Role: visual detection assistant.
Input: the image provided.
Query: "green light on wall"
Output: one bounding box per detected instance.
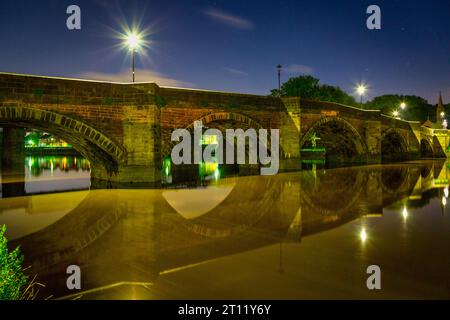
[214,168,220,180]
[163,157,172,177]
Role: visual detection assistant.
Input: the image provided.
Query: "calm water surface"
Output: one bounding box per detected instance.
[0,157,450,299]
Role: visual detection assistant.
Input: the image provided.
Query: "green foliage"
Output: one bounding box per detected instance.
[0,225,28,300]
[272,75,320,98]
[364,94,433,121]
[319,84,357,106]
[271,75,357,106]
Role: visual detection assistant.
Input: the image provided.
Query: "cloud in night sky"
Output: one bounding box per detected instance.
[203,8,254,30]
[284,64,314,75]
[223,67,249,76]
[75,69,193,87]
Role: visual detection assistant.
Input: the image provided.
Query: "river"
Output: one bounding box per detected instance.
[0,156,449,299]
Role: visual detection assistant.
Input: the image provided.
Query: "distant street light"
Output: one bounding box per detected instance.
[125,32,142,83]
[400,102,407,110]
[356,84,367,106]
[276,64,282,97]
[393,110,399,118]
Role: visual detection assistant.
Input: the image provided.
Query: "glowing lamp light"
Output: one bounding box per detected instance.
[393,110,399,117]
[402,207,408,220]
[400,102,407,110]
[443,119,448,129]
[442,196,447,207]
[356,84,367,96]
[441,111,445,118]
[444,187,449,198]
[360,228,367,243]
[126,33,141,51]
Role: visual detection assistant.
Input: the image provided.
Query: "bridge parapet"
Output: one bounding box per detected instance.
[0,72,161,105]
[301,99,381,120]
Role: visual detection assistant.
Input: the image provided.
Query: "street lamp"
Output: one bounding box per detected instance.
[125,32,142,83]
[400,102,407,110]
[276,64,282,97]
[393,110,399,118]
[356,84,367,106]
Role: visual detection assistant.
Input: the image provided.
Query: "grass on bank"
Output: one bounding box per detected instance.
[0,225,44,300]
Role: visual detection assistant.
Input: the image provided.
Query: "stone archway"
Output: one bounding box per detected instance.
[162,112,267,157]
[162,112,280,180]
[381,129,408,162]
[420,138,434,158]
[0,105,127,177]
[300,116,368,163]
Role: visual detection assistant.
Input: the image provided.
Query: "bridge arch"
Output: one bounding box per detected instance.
[0,105,127,174]
[162,112,267,158]
[420,138,434,157]
[381,128,408,162]
[300,116,367,163]
[185,112,264,131]
[162,111,281,179]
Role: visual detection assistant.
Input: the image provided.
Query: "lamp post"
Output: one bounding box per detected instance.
[130,48,135,83]
[356,84,367,107]
[276,64,282,97]
[393,110,399,118]
[397,102,407,120]
[125,33,141,83]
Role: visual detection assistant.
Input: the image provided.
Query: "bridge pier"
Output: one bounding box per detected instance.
[364,120,382,164]
[1,126,25,197]
[91,105,162,187]
[280,98,302,172]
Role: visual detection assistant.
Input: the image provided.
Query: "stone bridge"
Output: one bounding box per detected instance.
[0,72,448,185]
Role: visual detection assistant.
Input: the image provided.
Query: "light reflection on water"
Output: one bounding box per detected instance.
[0,159,450,299]
[0,156,91,197]
[25,155,90,178]
[23,156,91,195]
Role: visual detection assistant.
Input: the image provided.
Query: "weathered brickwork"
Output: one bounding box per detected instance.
[0,72,447,185]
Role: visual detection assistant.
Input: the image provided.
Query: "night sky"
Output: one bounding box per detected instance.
[0,0,449,103]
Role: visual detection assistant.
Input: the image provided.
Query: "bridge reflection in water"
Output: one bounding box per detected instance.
[0,160,450,299]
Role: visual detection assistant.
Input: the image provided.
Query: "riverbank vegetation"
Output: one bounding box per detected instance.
[0,225,43,300]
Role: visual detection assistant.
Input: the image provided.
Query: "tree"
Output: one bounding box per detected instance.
[271,75,357,106]
[364,94,433,122]
[318,84,357,106]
